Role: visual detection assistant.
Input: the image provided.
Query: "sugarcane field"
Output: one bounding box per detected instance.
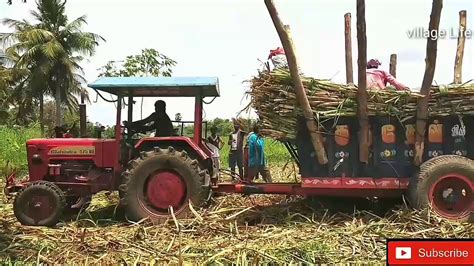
[1,0,473,264]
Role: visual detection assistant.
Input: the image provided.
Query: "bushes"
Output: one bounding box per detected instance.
[0,125,41,176]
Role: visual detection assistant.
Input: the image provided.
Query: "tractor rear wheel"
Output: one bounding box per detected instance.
[119,147,210,223]
[409,155,474,223]
[13,181,66,226]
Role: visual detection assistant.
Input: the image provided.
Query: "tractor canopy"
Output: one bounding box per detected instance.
[88,76,220,97]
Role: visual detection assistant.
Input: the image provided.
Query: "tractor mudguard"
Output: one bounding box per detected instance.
[134,136,211,161]
[4,171,25,197]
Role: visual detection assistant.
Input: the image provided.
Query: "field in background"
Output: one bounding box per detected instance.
[0,126,292,177]
[0,125,41,176]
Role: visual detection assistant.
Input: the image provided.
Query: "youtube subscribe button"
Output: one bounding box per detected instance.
[387,239,474,265]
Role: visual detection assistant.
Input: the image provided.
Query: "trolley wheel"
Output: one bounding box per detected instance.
[409,155,473,223]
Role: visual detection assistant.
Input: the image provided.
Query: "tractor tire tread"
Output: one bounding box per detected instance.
[13,181,66,227]
[119,147,210,223]
[408,155,474,223]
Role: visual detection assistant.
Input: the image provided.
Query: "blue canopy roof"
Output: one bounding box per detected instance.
[88,76,220,97]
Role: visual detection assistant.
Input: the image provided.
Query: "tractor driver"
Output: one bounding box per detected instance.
[123,100,174,137]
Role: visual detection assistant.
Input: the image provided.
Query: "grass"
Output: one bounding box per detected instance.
[0,125,41,177]
[219,137,291,169]
[0,126,472,264]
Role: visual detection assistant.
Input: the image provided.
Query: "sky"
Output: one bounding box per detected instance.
[1,0,473,126]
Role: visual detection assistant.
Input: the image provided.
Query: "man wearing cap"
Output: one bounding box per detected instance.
[268,47,288,69]
[124,100,174,137]
[366,59,409,91]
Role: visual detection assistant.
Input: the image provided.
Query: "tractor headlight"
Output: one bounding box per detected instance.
[31,154,43,164]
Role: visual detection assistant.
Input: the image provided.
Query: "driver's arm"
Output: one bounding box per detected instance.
[131,113,155,127]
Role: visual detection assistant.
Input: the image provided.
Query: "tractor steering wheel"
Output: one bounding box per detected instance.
[123,121,148,137]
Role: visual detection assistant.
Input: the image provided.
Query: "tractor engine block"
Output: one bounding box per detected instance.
[49,160,96,182]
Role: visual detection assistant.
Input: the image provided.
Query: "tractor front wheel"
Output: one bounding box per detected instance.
[119,147,210,223]
[13,181,66,226]
[409,155,474,223]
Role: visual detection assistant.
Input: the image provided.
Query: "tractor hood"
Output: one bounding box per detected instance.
[26,138,109,157]
[27,138,103,146]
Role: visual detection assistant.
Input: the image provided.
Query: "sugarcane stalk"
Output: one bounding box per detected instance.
[414,0,443,166]
[264,0,328,165]
[356,0,370,163]
[453,10,466,84]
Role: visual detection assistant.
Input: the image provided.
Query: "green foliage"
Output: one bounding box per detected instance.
[1,0,104,127]
[0,124,41,176]
[99,48,177,78]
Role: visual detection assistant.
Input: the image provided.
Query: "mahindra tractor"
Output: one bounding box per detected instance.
[5,77,221,226]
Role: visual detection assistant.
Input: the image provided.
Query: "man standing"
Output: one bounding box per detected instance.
[366,59,409,91]
[247,123,272,183]
[228,119,245,179]
[207,126,223,173]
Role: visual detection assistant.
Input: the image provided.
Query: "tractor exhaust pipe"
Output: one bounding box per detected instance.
[80,91,87,137]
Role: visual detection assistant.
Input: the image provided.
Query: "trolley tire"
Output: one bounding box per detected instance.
[409,155,474,223]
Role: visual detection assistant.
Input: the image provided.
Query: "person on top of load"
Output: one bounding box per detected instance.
[123,100,174,137]
[268,47,288,69]
[366,59,409,91]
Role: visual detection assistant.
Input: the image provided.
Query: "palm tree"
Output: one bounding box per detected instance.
[2,0,104,128]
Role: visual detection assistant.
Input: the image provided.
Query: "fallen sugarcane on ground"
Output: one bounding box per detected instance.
[1,168,472,264]
[247,69,474,140]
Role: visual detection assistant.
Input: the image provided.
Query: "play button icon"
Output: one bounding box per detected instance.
[396,247,412,259]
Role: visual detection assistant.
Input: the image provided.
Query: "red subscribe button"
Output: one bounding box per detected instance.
[387,239,474,265]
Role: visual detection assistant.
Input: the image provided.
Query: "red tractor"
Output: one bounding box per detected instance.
[5,77,220,226]
[5,77,474,226]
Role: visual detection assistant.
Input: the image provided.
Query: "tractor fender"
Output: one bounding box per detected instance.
[134,137,213,172]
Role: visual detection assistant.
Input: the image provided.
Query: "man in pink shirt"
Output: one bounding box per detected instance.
[366,59,409,91]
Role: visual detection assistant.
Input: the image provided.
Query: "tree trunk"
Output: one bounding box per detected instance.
[55,86,62,126]
[414,0,443,166]
[453,10,466,84]
[389,54,397,77]
[39,93,44,137]
[344,13,354,84]
[264,0,328,165]
[356,0,369,163]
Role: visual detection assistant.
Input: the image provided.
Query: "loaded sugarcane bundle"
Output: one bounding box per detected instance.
[247,69,474,140]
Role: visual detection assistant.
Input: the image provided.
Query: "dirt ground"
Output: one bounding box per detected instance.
[0,168,472,264]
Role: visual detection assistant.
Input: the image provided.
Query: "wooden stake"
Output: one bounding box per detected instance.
[344,13,354,84]
[454,10,466,84]
[389,54,397,77]
[264,0,328,165]
[356,0,369,163]
[414,0,443,166]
